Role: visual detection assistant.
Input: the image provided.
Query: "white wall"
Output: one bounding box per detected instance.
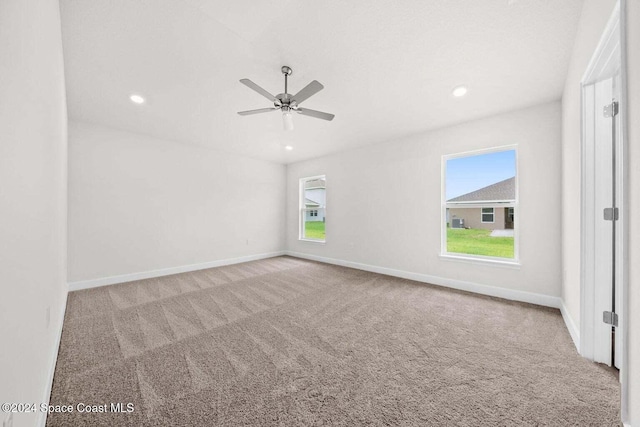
[0,1,68,427]
[560,0,617,333]
[286,102,562,301]
[68,122,286,283]
[625,1,639,424]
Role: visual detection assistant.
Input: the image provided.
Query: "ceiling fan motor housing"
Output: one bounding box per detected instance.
[275,93,293,108]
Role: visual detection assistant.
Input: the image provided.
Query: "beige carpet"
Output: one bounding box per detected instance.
[48,256,620,426]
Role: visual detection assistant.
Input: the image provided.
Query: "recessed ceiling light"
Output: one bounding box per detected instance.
[452,86,468,97]
[129,94,145,104]
[284,145,294,151]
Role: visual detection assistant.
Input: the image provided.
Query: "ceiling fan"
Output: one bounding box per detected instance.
[238,66,335,131]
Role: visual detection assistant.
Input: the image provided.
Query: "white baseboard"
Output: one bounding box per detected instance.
[286,251,562,309]
[559,300,580,351]
[37,286,68,427]
[68,251,286,291]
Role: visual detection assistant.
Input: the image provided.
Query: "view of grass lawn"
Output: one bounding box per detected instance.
[304,221,326,240]
[447,228,514,258]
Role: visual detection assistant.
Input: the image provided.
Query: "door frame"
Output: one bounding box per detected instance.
[579,0,628,422]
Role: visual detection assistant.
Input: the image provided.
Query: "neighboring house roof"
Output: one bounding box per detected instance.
[305,198,320,207]
[447,177,515,203]
[305,179,326,189]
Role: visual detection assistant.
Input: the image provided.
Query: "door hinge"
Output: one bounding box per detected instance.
[603,311,619,327]
[603,101,619,118]
[603,207,619,221]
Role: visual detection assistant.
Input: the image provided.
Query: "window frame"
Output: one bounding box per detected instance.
[481,207,495,223]
[441,146,519,265]
[299,175,326,243]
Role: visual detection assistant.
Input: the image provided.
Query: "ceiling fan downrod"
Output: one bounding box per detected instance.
[282,66,292,96]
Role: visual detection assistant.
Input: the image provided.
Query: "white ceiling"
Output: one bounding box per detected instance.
[60,0,584,164]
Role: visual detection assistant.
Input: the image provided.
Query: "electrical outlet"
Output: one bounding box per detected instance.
[46,306,51,329]
[3,412,13,427]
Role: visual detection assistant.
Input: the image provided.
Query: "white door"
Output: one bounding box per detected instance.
[584,75,621,368]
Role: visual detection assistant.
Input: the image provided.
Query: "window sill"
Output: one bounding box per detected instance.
[299,238,326,244]
[439,253,521,269]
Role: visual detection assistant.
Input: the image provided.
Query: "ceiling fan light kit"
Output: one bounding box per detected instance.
[282,107,294,131]
[238,66,335,131]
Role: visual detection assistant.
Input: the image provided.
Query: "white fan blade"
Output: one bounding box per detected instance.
[240,79,276,102]
[238,108,278,116]
[296,107,334,121]
[292,80,324,105]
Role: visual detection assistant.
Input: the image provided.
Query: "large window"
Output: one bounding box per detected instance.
[443,147,517,262]
[300,175,326,242]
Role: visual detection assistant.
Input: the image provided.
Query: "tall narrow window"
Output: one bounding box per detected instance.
[443,148,517,261]
[300,175,326,242]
